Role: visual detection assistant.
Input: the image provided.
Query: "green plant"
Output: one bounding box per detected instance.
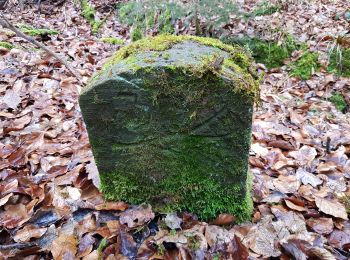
[97,238,108,254]
[0,41,14,49]
[252,1,280,16]
[329,92,347,113]
[16,23,58,37]
[222,35,300,69]
[288,51,320,80]
[324,32,350,76]
[100,37,125,45]
[79,0,106,34]
[117,0,239,40]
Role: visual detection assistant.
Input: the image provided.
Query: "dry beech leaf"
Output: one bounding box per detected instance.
[306,218,333,235]
[51,234,78,260]
[119,204,155,228]
[315,197,348,220]
[285,199,306,212]
[289,146,317,166]
[211,213,236,226]
[95,201,128,211]
[14,224,47,242]
[295,168,322,187]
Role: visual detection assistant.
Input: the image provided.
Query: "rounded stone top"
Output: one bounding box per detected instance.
[84,35,261,102]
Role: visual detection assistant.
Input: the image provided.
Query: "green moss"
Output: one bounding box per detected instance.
[17,23,58,36]
[252,1,280,16]
[329,92,347,112]
[222,35,300,69]
[131,26,143,42]
[100,134,253,222]
[80,0,105,34]
[0,41,14,49]
[99,35,261,102]
[288,51,320,80]
[328,47,350,77]
[100,37,125,45]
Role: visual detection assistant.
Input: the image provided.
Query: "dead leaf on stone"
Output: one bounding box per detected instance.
[315,197,348,220]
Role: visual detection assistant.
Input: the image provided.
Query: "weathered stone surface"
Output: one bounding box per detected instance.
[79,35,260,221]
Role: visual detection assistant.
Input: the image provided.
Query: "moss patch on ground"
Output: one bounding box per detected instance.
[17,23,58,37]
[329,92,347,113]
[80,0,105,34]
[0,41,14,49]
[328,47,350,77]
[288,51,320,80]
[100,37,125,45]
[222,35,300,69]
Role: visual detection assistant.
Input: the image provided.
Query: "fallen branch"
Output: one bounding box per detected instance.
[0,14,83,82]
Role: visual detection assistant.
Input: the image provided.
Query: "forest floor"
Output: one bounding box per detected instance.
[1,0,350,259]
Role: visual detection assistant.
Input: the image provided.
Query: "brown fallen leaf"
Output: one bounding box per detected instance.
[0,203,31,229]
[95,201,128,211]
[289,146,317,166]
[285,199,306,212]
[210,213,236,226]
[315,197,348,220]
[268,140,295,151]
[13,224,47,242]
[119,204,155,229]
[306,217,333,235]
[51,234,78,260]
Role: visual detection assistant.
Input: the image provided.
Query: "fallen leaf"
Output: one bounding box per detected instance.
[51,234,78,260]
[164,213,183,230]
[13,224,47,242]
[210,213,236,226]
[2,89,21,109]
[289,146,317,166]
[119,204,155,229]
[95,201,128,211]
[315,197,348,220]
[306,218,333,235]
[295,168,322,187]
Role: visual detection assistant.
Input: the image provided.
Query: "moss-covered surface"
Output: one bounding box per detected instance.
[100,37,125,45]
[328,47,350,77]
[0,41,14,49]
[222,35,300,69]
[17,23,58,37]
[250,1,280,17]
[329,92,347,113]
[92,35,261,102]
[80,35,259,221]
[80,0,105,34]
[288,51,320,80]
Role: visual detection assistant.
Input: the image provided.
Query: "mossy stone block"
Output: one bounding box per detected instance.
[79,35,260,221]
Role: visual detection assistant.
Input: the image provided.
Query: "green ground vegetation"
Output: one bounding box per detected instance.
[329,92,347,113]
[17,23,58,37]
[0,41,14,49]
[80,0,105,34]
[100,37,125,45]
[328,47,350,77]
[288,51,320,80]
[222,35,300,69]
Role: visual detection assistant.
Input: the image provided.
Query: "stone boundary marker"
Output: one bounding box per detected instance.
[79,35,261,221]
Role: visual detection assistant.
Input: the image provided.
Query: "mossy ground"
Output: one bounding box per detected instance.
[328,47,350,77]
[288,51,320,80]
[80,0,105,34]
[100,37,125,45]
[0,41,14,49]
[329,92,347,113]
[222,35,300,69]
[17,24,58,37]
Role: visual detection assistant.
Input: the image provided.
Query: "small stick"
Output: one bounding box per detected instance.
[0,14,83,83]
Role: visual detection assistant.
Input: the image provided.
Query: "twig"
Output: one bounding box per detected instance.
[0,14,83,83]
